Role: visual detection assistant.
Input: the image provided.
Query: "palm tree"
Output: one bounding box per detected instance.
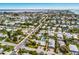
[45,38,49,51]
[54,33,58,53]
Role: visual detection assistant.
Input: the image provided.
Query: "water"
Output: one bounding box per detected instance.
[70,10,79,14]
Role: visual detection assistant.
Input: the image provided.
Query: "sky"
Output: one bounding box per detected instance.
[0,3,79,9]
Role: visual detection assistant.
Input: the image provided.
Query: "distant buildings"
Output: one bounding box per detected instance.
[0,9,79,55]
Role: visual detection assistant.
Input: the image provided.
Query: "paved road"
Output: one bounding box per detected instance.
[14,15,48,51]
[0,41,16,46]
[9,15,48,55]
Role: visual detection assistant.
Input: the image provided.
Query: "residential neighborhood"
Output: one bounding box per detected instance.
[0,9,79,55]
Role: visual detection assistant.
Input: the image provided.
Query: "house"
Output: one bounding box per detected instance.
[65,33,72,38]
[36,33,42,37]
[72,34,78,39]
[69,44,79,55]
[0,48,4,54]
[71,21,75,24]
[40,41,46,46]
[6,22,15,26]
[62,25,67,27]
[42,26,46,29]
[45,24,47,26]
[52,27,56,31]
[37,46,44,54]
[40,30,46,34]
[58,41,65,46]
[0,33,6,37]
[49,39,55,48]
[40,37,46,46]
[57,32,63,38]
[58,28,62,31]
[47,26,50,29]
[34,23,37,26]
[48,31,54,36]
[6,28,12,31]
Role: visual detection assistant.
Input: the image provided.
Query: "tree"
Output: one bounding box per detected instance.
[16,29,23,35]
[7,31,12,40]
[13,36,17,42]
[18,49,28,55]
[45,37,49,51]
[54,33,58,53]
[29,51,38,55]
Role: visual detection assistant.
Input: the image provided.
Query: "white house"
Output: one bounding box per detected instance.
[69,44,79,55]
[71,21,75,24]
[0,48,4,54]
[57,32,63,38]
[72,34,78,39]
[65,33,72,38]
[48,31,54,36]
[49,39,55,48]
[40,41,46,46]
[36,33,42,37]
